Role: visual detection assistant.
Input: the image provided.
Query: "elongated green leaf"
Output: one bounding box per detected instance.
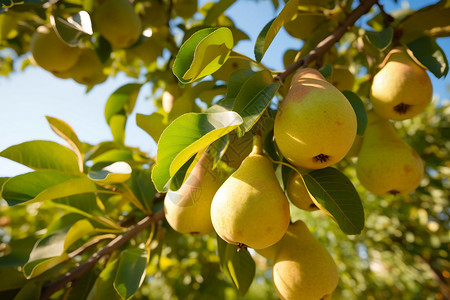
[342,91,367,136]
[63,219,95,251]
[0,141,80,173]
[0,236,37,267]
[12,281,41,300]
[224,243,255,296]
[128,168,156,211]
[0,267,27,292]
[204,0,235,25]
[114,248,149,300]
[23,255,69,278]
[152,112,243,191]
[87,259,121,300]
[225,68,255,101]
[136,112,168,143]
[105,83,142,144]
[46,116,84,172]
[88,161,132,185]
[50,12,92,47]
[365,27,393,50]
[1,171,97,206]
[232,70,279,135]
[303,168,364,235]
[66,268,97,300]
[92,149,133,164]
[173,27,233,84]
[407,36,449,78]
[254,0,298,62]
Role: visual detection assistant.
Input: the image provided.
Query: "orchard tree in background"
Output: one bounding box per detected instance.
[0,0,449,299]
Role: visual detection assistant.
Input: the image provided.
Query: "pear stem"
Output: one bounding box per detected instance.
[267,157,303,180]
[251,134,263,155]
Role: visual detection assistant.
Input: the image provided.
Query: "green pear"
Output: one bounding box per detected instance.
[356,111,424,195]
[210,148,290,249]
[164,152,220,235]
[272,220,339,300]
[69,49,107,86]
[274,68,357,169]
[94,0,142,48]
[30,25,81,73]
[286,172,318,211]
[329,65,355,91]
[370,47,432,120]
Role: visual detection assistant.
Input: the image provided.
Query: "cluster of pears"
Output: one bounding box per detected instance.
[354,47,430,196]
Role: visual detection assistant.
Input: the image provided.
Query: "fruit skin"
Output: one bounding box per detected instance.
[272,220,339,300]
[330,65,355,91]
[286,172,318,211]
[210,152,290,249]
[274,68,357,169]
[164,152,220,235]
[30,25,81,73]
[370,47,432,121]
[94,0,142,48]
[69,49,107,85]
[356,111,424,195]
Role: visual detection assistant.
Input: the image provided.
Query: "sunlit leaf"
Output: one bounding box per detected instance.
[88,161,132,185]
[87,259,121,300]
[407,36,449,78]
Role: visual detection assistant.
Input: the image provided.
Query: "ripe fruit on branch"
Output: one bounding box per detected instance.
[164,152,220,235]
[265,220,339,300]
[286,171,318,211]
[69,49,107,86]
[30,25,81,73]
[356,111,424,195]
[210,137,290,249]
[94,0,142,48]
[274,68,357,169]
[329,65,355,91]
[370,47,432,121]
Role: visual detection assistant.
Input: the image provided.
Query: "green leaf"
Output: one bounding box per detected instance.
[319,64,333,78]
[342,91,367,136]
[232,70,279,135]
[151,111,243,191]
[136,112,168,143]
[254,0,298,62]
[114,248,149,300]
[225,68,256,101]
[204,0,236,25]
[127,168,156,211]
[50,11,92,47]
[208,134,229,168]
[224,243,255,296]
[0,267,27,292]
[0,236,37,267]
[0,141,80,173]
[87,259,121,300]
[46,116,84,172]
[88,161,132,185]
[1,171,97,206]
[92,149,134,164]
[23,255,69,278]
[66,268,97,300]
[365,27,393,50]
[407,36,449,78]
[12,281,41,300]
[303,167,365,235]
[104,83,143,144]
[173,27,233,84]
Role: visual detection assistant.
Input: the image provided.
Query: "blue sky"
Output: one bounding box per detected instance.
[0,0,449,177]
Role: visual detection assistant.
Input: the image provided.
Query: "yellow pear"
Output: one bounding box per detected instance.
[329,65,355,91]
[69,49,107,85]
[30,25,81,73]
[356,111,424,195]
[284,12,328,40]
[210,146,290,249]
[286,172,318,211]
[127,36,163,65]
[370,47,432,120]
[94,0,142,48]
[164,152,220,235]
[272,220,339,300]
[274,68,357,169]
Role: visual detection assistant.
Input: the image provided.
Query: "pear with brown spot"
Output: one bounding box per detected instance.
[274,68,357,169]
[356,111,423,195]
[370,47,432,121]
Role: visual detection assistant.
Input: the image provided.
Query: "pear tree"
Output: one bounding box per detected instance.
[0,0,449,299]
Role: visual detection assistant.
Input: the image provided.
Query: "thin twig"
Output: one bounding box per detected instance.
[276,0,378,83]
[40,210,165,300]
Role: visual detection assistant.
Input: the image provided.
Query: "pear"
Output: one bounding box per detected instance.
[210,148,290,249]
[94,0,142,48]
[370,47,432,120]
[329,65,355,91]
[69,49,107,86]
[30,25,81,73]
[286,172,318,211]
[173,0,197,19]
[272,220,339,300]
[284,12,328,40]
[274,68,357,169]
[356,111,424,195]
[164,152,220,235]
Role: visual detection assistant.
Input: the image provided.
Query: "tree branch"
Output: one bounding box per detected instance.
[40,209,165,300]
[276,0,378,83]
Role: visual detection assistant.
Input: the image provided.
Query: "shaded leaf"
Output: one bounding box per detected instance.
[224,243,255,296]
[87,259,121,300]
[12,281,41,300]
[50,11,92,47]
[114,248,149,300]
[365,27,393,50]
[0,267,27,292]
[303,167,365,235]
[407,36,449,78]
[342,91,367,136]
[136,112,167,143]
[204,0,235,25]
